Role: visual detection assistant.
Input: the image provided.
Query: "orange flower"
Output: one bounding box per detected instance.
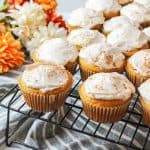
[8,0,27,5]
[34,0,57,12]
[47,11,68,30]
[0,23,6,33]
[0,31,25,74]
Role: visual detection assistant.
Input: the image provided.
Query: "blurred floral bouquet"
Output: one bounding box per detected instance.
[0,0,68,73]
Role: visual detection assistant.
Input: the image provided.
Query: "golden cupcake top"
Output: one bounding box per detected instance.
[79,43,125,69]
[34,38,78,65]
[22,63,70,92]
[67,29,106,48]
[128,49,150,76]
[68,7,104,28]
[118,0,133,5]
[85,0,121,13]
[84,72,135,100]
[121,2,150,25]
[138,79,150,101]
[107,26,148,52]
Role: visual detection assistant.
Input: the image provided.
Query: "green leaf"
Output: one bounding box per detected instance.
[0,0,9,12]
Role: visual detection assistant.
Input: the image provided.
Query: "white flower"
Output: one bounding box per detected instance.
[0,13,6,20]
[25,22,67,54]
[9,2,46,44]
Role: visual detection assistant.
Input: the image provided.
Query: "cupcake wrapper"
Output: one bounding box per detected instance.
[126,68,148,87]
[83,100,130,123]
[80,64,124,81]
[79,65,97,81]
[124,43,149,57]
[65,62,78,75]
[141,98,150,127]
[22,90,70,112]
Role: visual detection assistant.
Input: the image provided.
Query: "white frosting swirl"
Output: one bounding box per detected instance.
[79,43,125,69]
[36,38,78,65]
[134,0,150,8]
[84,72,135,100]
[121,3,150,24]
[22,64,69,92]
[68,8,104,28]
[103,16,139,33]
[107,26,148,53]
[128,49,150,76]
[138,79,150,101]
[67,29,106,47]
[85,0,121,13]
[143,27,150,41]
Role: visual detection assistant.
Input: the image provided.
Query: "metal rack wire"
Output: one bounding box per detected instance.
[0,69,150,150]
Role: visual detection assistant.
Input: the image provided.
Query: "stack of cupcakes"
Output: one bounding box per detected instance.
[18,0,150,126]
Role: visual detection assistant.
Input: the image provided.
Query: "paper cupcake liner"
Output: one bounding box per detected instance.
[82,99,130,123]
[79,65,97,81]
[124,43,149,57]
[22,90,70,112]
[65,61,78,75]
[141,98,150,127]
[79,63,124,81]
[126,66,148,87]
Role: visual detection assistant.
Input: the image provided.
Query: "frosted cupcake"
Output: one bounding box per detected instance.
[67,8,105,31]
[103,16,139,34]
[79,72,135,123]
[107,26,149,57]
[118,0,133,5]
[143,27,150,47]
[85,0,121,19]
[138,79,150,127]
[67,29,106,51]
[18,63,73,112]
[134,0,150,8]
[121,3,150,27]
[32,38,78,74]
[79,43,125,80]
[126,49,150,87]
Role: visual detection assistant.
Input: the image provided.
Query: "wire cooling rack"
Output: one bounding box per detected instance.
[0,68,150,150]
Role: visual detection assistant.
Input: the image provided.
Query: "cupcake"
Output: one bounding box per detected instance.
[134,0,150,8]
[138,79,150,127]
[103,16,139,35]
[67,8,105,31]
[67,29,106,51]
[85,0,121,19]
[79,43,125,80]
[121,2,150,27]
[143,27,150,47]
[32,38,78,74]
[79,72,135,123]
[126,49,150,87]
[118,0,133,5]
[18,63,73,112]
[107,26,149,57]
